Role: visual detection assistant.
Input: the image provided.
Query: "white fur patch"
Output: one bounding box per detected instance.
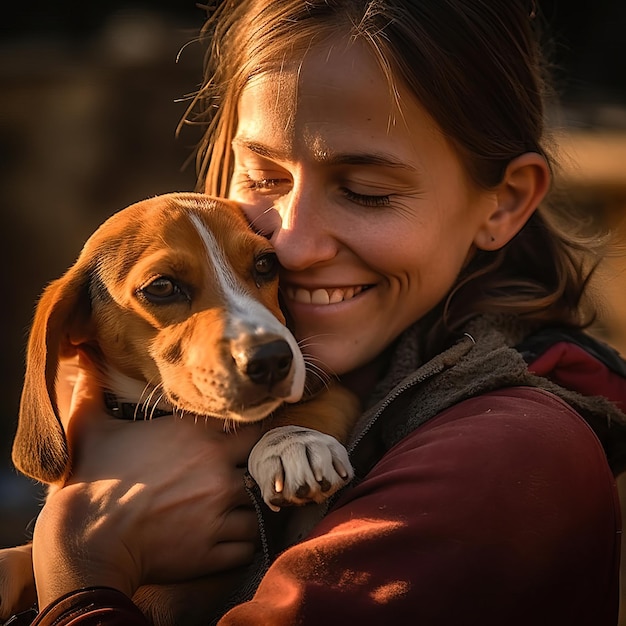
[187,212,305,403]
[248,425,354,511]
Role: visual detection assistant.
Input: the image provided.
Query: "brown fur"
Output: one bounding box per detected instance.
[0,193,360,625]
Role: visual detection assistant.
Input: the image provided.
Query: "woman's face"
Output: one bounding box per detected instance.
[224,41,497,377]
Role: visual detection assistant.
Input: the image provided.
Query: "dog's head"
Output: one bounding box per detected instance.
[13,193,305,484]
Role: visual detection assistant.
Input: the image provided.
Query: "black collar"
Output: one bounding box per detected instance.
[103,391,173,420]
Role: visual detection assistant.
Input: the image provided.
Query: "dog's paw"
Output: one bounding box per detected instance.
[248,425,354,512]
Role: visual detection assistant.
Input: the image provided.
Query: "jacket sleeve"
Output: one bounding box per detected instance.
[218,387,621,626]
[29,587,149,626]
[26,388,621,626]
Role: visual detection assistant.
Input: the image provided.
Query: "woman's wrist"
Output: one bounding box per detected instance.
[32,483,140,607]
[31,586,150,626]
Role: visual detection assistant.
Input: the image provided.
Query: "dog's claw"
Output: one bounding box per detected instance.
[249,425,353,510]
[295,483,311,499]
[274,476,284,494]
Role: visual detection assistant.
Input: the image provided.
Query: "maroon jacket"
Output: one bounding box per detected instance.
[25,324,626,626]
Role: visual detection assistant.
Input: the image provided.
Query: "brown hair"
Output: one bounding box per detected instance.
[186,0,603,345]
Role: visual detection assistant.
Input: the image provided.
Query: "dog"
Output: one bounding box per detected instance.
[0,193,361,625]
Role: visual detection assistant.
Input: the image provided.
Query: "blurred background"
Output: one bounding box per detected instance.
[1,1,626,549]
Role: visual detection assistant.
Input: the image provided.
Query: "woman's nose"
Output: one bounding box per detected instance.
[270,190,337,271]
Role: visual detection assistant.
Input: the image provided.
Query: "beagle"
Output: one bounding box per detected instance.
[0,193,360,625]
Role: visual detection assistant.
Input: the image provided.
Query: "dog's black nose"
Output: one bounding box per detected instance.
[244,339,293,386]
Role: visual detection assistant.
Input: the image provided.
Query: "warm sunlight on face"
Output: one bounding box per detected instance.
[226,39,497,377]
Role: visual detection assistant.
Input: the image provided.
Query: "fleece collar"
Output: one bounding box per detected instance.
[348,315,626,476]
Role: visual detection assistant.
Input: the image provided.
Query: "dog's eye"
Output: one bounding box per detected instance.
[254,252,278,285]
[139,277,188,304]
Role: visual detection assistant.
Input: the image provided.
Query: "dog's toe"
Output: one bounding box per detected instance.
[295,483,312,499]
[249,425,354,510]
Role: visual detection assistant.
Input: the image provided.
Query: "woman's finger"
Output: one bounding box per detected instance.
[217,506,260,543]
[205,540,258,573]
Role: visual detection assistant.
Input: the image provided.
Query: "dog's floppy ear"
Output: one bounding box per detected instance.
[12,260,95,484]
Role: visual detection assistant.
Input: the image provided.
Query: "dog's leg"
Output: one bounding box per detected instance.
[248,384,361,511]
[0,544,36,621]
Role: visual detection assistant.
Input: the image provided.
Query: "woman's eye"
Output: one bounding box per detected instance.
[245,175,289,193]
[139,277,188,304]
[342,187,391,208]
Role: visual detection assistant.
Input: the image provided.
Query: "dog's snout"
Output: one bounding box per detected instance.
[242,339,293,387]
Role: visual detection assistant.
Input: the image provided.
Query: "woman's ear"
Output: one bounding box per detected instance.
[474,152,551,250]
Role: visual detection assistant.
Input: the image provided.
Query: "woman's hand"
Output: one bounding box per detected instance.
[32,357,262,607]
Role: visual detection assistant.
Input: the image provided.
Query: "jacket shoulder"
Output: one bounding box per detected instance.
[518,328,626,412]
[518,327,626,377]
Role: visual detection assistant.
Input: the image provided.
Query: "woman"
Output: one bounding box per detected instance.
[20,1,626,624]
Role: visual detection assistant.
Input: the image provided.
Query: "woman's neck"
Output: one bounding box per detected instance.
[338,348,394,404]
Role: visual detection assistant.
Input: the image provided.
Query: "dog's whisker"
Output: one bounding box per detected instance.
[304,374,331,396]
[247,206,277,232]
[299,351,337,396]
[296,337,337,366]
[148,394,167,420]
[306,370,331,391]
[134,384,156,420]
[172,406,186,421]
[224,418,239,434]
[297,332,337,347]
[305,357,336,381]
[136,384,163,421]
[304,355,334,373]
[305,362,332,384]
[139,380,160,406]
[143,384,163,409]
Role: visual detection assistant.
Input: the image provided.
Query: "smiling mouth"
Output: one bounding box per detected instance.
[283,285,371,305]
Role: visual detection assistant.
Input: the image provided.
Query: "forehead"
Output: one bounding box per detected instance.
[92,199,259,279]
[235,40,444,165]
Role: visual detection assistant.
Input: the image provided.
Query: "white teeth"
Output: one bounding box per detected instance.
[286,285,367,305]
[329,289,344,304]
[311,289,330,305]
[295,288,312,304]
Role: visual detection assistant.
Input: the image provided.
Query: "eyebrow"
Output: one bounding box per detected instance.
[232,138,415,170]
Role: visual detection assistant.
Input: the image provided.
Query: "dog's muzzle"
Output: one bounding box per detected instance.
[239,338,293,388]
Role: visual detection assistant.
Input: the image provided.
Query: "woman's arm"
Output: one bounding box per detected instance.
[29,388,621,626]
[31,364,261,610]
[218,388,620,626]
[31,588,148,626]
